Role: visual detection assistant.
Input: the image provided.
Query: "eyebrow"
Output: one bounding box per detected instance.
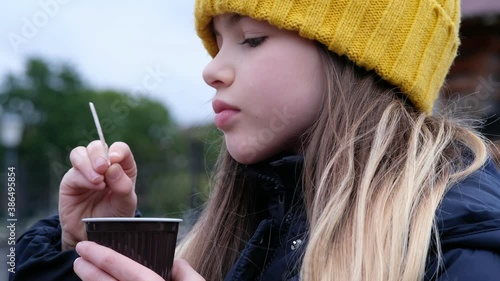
[211,14,243,36]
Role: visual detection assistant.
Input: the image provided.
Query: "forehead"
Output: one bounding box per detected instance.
[211,13,280,37]
[213,13,244,28]
[211,13,247,35]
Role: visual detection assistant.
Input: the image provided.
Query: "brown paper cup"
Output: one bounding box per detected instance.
[82,217,182,281]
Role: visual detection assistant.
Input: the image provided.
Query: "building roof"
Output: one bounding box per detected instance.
[462,0,500,18]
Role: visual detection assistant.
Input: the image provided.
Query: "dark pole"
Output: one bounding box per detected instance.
[189,138,203,210]
[189,138,202,221]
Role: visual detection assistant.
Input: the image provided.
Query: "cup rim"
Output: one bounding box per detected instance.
[82,217,183,223]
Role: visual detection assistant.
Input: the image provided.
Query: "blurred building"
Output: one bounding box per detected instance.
[442,0,500,162]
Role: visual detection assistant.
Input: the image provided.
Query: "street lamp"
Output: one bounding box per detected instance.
[1,111,24,169]
[1,111,24,222]
[1,112,25,150]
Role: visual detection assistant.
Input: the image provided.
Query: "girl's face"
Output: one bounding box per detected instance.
[203,14,325,164]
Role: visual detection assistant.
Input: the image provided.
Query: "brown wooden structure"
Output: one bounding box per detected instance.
[440,1,500,161]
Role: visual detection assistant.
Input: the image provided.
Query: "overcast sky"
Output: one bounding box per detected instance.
[0,0,215,127]
[2,1,497,127]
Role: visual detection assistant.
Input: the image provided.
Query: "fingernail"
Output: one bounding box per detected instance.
[109,152,120,158]
[73,257,81,268]
[89,170,101,181]
[95,157,107,169]
[107,165,120,181]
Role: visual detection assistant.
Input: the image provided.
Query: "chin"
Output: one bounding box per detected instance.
[225,132,297,164]
[226,142,266,165]
[228,142,289,165]
[229,151,261,165]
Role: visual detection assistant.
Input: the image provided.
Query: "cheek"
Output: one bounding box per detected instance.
[250,44,324,104]
[253,52,324,132]
[224,103,311,164]
[226,39,324,163]
[223,108,299,164]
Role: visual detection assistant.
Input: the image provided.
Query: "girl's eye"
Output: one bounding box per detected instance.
[239,37,267,47]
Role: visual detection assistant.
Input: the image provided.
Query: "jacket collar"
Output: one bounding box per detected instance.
[244,154,303,189]
[244,153,304,221]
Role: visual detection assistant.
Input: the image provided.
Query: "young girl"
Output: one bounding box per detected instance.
[13,0,500,280]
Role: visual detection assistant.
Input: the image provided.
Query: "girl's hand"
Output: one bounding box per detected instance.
[74,241,205,281]
[74,241,163,281]
[171,259,206,281]
[59,141,137,251]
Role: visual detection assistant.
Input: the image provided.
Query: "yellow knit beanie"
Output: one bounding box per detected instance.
[194,0,461,114]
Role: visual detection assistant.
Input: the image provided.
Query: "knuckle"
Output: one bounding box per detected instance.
[174,258,192,272]
[176,258,190,267]
[100,254,118,268]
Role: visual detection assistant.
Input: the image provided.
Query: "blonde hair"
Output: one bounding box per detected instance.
[176,45,488,281]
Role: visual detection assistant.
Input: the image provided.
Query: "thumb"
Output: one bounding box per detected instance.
[105,164,133,196]
[104,164,137,216]
[171,259,205,281]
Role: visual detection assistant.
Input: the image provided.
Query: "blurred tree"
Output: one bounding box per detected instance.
[148,124,222,219]
[0,58,220,230]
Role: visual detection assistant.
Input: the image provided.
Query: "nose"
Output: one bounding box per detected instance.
[202,53,235,90]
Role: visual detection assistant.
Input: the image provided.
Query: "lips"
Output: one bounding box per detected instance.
[212,99,240,114]
[212,99,240,128]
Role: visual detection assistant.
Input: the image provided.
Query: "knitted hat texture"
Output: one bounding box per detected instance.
[194,0,461,113]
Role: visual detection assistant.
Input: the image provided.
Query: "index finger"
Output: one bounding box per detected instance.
[75,241,162,281]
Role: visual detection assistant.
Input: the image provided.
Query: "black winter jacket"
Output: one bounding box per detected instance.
[10,156,500,281]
